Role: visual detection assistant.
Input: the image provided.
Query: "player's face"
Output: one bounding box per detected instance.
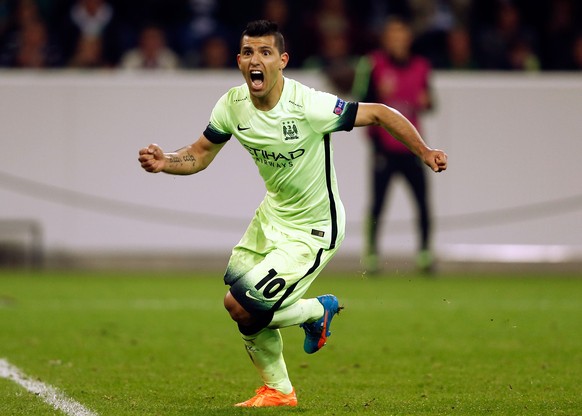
[238,35,288,105]
[382,21,412,60]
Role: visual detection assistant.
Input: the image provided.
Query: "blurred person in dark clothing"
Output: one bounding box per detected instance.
[352,16,435,274]
[443,26,477,70]
[198,34,231,68]
[120,24,180,69]
[541,0,579,70]
[570,33,582,70]
[408,0,467,68]
[0,1,9,37]
[476,1,538,70]
[0,0,38,40]
[183,33,232,68]
[507,37,540,71]
[0,17,62,67]
[0,0,41,51]
[301,0,364,67]
[303,28,358,94]
[260,0,301,68]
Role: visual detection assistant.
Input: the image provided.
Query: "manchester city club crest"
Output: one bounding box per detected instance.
[282,120,299,141]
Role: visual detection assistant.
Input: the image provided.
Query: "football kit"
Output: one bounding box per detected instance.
[203,77,358,316]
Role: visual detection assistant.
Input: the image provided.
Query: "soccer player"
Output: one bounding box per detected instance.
[138,20,447,407]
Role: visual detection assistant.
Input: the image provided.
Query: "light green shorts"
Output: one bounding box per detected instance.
[224,211,339,315]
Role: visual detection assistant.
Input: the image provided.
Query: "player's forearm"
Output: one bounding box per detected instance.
[161,146,203,175]
[374,104,431,158]
[385,111,428,156]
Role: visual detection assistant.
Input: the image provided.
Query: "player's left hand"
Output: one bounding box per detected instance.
[424,149,448,172]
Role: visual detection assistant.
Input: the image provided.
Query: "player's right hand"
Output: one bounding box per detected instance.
[138,143,165,173]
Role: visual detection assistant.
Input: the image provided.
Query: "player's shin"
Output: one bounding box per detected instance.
[242,328,293,394]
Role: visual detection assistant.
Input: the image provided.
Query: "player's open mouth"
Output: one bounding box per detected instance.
[250,70,264,88]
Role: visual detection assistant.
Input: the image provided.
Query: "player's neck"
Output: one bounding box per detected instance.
[251,76,285,111]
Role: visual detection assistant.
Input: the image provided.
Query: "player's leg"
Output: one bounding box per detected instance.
[264,246,343,354]
[223,219,294,402]
[401,155,433,272]
[223,224,321,405]
[364,150,394,273]
[267,298,323,328]
[225,231,341,406]
[222,215,294,405]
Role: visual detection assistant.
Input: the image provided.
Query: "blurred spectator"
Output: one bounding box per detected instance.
[262,0,289,28]
[0,3,62,68]
[172,0,241,68]
[69,0,112,37]
[0,0,10,40]
[261,0,301,67]
[187,0,220,40]
[542,0,579,70]
[363,0,412,35]
[352,17,435,274]
[1,1,581,71]
[68,34,108,68]
[301,0,364,66]
[408,0,471,68]
[0,0,42,45]
[115,0,192,57]
[198,34,230,68]
[476,2,538,70]
[184,33,231,68]
[312,0,351,35]
[303,29,358,94]
[59,0,122,65]
[508,37,540,71]
[444,26,477,70]
[409,0,471,33]
[570,33,582,70]
[175,0,223,56]
[120,25,180,70]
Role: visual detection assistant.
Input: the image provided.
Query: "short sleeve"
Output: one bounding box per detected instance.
[306,89,358,134]
[204,123,231,144]
[203,93,233,144]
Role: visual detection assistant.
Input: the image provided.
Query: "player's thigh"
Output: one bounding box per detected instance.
[225,213,270,284]
[275,244,338,310]
[228,239,334,314]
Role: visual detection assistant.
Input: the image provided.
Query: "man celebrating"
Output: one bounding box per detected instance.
[138,20,447,407]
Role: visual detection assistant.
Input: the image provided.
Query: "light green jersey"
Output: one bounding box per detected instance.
[203,77,358,250]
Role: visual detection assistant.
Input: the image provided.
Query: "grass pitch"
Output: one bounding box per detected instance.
[0,269,581,415]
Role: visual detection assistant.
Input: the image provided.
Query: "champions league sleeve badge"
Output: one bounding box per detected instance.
[333,98,346,115]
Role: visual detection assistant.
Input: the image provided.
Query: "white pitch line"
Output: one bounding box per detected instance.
[0,358,98,416]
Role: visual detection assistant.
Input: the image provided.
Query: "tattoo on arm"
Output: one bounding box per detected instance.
[169,155,181,164]
[168,152,196,168]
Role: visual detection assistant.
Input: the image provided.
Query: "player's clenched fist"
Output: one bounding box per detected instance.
[138,144,165,173]
[424,149,448,173]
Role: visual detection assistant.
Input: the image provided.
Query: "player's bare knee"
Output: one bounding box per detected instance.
[224,291,253,325]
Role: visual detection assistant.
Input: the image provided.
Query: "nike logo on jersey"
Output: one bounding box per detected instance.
[245,290,261,301]
[237,124,251,131]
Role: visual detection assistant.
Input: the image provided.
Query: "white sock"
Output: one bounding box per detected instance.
[269,298,324,328]
[242,328,293,394]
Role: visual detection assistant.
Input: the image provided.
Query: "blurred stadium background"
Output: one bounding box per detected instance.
[1,0,581,274]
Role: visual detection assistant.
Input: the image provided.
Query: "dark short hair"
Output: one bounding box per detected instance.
[240,20,285,54]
